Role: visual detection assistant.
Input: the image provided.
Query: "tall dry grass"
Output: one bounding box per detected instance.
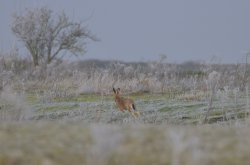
[0,87,33,121]
[1,51,249,96]
[0,123,250,165]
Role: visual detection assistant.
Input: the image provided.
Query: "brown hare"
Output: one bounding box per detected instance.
[113,88,140,118]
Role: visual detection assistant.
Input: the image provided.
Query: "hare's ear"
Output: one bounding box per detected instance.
[113,88,116,94]
[117,88,120,93]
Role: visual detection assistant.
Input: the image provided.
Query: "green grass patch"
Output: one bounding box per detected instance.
[209,110,224,116]
[212,104,246,112]
[183,103,206,109]
[158,106,175,112]
[236,111,250,119]
[130,93,176,101]
[53,94,113,102]
[26,93,39,104]
[38,104,80,112]
[158,103,206,112]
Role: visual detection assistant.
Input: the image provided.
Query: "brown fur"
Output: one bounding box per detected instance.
[113,88,140,118]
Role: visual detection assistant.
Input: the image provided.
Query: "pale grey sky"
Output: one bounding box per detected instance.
[1,0,250,63]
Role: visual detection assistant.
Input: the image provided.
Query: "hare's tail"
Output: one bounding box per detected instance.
[132,104,136,111]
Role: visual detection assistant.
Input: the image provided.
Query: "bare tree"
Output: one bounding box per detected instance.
[241,51,250,90]
[11,7,97,66]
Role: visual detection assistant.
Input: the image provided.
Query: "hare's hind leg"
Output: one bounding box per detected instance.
[132,104,140,118]
[127,106,137,118]
[134,111,140,118]
[131,112,138,119]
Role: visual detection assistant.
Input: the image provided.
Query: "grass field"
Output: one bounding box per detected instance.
[1,90,250,164]
[28,91,250,125]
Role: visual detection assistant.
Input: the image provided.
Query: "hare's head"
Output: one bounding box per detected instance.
[113,87,121,96]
